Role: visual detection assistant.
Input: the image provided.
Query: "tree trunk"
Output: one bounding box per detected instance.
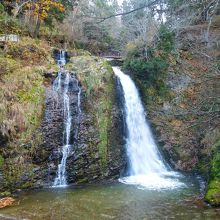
[34,17,41,38]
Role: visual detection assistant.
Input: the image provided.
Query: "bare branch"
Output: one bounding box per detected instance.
[87,0,160,23]
[13,0,31,17]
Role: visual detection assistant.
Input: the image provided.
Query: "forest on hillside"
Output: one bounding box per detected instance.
[1,0,219,51]
[0,0,220,215]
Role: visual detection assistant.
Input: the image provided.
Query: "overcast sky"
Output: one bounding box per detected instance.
[117,0,124,6]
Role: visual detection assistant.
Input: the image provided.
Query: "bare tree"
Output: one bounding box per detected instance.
[9,0,31,18]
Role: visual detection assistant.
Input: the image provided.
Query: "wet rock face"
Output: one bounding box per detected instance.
[108,77,127,177]
[66,76,127,184]
[38,86,64,184]
[37,73,81,185]
[37,73,126,186]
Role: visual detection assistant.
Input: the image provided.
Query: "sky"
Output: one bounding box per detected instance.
[117,0,124,6]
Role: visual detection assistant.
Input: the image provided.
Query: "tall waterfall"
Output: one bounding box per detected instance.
[52,51,81,187]
[53,72,71,187]
[113,67,184,190]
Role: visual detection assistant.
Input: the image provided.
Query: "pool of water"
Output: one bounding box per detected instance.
[0,176,219,220]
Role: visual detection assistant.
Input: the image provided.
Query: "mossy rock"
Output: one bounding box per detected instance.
[0,155,4,169]
[68,56,115,169]
[205,139,220,206]
[205,179,220,206]
[0,191,11,197]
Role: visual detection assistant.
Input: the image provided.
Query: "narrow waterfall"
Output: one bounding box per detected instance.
[53,71,62,91]
[57,50,66,66]
[53,72,71,187]
[113,67,184,190]
[52,51,81,187]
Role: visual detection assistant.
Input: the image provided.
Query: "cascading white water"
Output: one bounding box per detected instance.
[57,50,66,66]
[53,71,62,91]
[53,72,71,187]
[52,50,82,187]
[113,67,184,190]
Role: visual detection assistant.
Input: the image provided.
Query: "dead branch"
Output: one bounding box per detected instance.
[206,0,219,44]
[86,0,160,23]
[12,0,31,18]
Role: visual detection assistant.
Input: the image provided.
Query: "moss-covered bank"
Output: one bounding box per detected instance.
[205,139,220,206]
[0,37,56,193]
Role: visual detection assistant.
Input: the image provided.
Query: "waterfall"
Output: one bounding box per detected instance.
[53,72,71,187]
[52,50,81,187]
[113,67,184,190]
[53,72,62,91]
[57,50,66,66]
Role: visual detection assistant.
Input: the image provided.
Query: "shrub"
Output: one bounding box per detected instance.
[0,56,21,76]
[157,25,175,53]
[0,155,4,169]
[0,15,23,34]
[0,3,4,14]
[123,25,175,103]
[6,37,50,65]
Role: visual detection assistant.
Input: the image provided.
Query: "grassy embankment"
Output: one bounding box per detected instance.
[0,35,57,193]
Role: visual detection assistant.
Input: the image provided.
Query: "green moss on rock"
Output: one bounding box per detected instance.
[0,155,4,169]
[67,56,114,168]
[205,139,220,206]
[0,37,53,192]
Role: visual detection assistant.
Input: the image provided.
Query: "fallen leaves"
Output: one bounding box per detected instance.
[0,197,15,209]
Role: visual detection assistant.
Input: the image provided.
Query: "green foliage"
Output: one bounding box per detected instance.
[205,139,220,206]
[0,37,51,192]
[124,56,169,102]
[6,37,50,64]
[0,56,21,76]
[123,24,175,104]
[0,3,4,14]
[0,65,45,141]
[125,57,168,80]
[68,56,114,168]
[3,161,34,190]
[167,0,183,10]
[157,25,175,53]
[82,22,120,54]
[0,155,4,169]
[0,191,11,197]
[126,43,141,60]
[0,15,24,34]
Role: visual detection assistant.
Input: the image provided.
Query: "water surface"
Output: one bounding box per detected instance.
[1,178,219,220]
